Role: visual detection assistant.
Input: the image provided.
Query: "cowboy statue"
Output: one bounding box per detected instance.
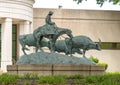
[33,11,73,52]
[45,11,57,35]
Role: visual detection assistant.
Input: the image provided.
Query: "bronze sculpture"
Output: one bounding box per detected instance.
[19,34,48,55]
[65,35,101,57]
[19,11,101,56]
[33,11,73,52]
[17,11,101,65]
[47,39,82,55]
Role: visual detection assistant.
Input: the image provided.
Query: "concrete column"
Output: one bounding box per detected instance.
[1,18,12,72]
[24,21,32,34]
[18,21,33,57]
[19,21,30,35]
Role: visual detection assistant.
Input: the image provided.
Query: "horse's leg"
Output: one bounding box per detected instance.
[83,50,86,58]
[22,48,27,55]
[52,38,56,52]
[37,36,43,52]
[22,44,27,55]
[70,48,73,56]
[36,36,41,52]
[49,35,55,52]
[35,47,38,53]
[20,39,29,55]
[39,36,44,52]
[49,36,53,52]
[68,46,72,56]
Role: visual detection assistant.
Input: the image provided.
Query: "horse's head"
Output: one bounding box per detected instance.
[64,29,73,38]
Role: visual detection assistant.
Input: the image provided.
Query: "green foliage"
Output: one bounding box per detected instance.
[89,56,99,63]
[98,62,108,70]
[89,56,108,70]
[73,0,120,6]
[73,0,85,4]
[68,74,84,79]
[24,82,30,85]
[38,73,120,84]
[0,73,19,85]
[38,75,66,84]
[0,73,120,84]
[22,73,39,79]
[22,73,31,79]
[74,79,85,84]
[96,0,106,6]
[110,0,120,4]
[85,76,95,84]
[85,73,120,85]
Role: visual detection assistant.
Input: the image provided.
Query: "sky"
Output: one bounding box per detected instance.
[33,0,120,11]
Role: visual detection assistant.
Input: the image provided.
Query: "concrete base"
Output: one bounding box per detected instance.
[7,64,105,76]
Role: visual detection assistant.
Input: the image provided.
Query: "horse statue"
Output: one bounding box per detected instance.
[19,34,48,55]
[33,26,73,52]
[33,11,73,52]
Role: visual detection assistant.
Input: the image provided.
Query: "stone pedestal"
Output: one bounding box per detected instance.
[7,64,105,76]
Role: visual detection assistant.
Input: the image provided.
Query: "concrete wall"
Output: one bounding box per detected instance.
[7,64,105,76]
[33,8,120,72]
[33,8,120,42]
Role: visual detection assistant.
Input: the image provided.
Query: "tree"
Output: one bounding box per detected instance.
[73,0,120,6]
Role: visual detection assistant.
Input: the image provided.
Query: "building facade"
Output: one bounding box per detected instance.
[0,0,120,72]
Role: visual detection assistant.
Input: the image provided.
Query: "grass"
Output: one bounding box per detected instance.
[84,72,120,85]
[38,75,66,84]
[0,72,120,85]
[0,73,19,85]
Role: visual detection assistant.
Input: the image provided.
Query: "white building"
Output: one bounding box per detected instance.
[0,0,120,72]
[0,0,35,72]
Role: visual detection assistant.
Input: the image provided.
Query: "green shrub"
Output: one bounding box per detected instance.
[85,76,96,84]
[38,75,66,84]
[98,62,108,70]
[0,72,120,84]
[24,81,31,85]
[89,56,99,63]
[97,73,120,85]
[68,74,84,79]
[22,73,39,79]
[89,56,108,70]
[85,73,120,85]
[0,73,19,85]
[23,73,31,79]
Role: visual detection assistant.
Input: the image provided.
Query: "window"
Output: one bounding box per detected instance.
[12,24,17,64]
[100,42,120,50]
